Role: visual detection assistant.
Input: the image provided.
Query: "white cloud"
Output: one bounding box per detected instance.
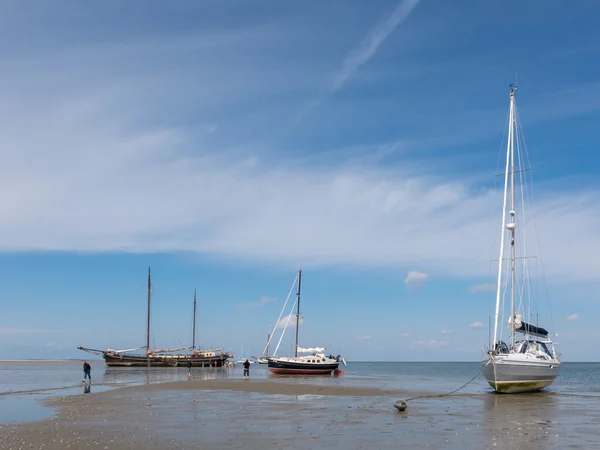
[275,314,304,329]
[332,0,422,92]
[2,109,600,283]
[236,296,277,310]
[469,284,497,293]
[566,314,580,321]
[440,329,453,335]
[298,0,423,120]
[0,14,600,285]
[400,332,410,338]
[404,271,429,289]
[413,339,448,349]
[356,335,373,341]
[469,322,485,329]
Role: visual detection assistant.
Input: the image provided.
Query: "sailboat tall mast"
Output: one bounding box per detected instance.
[192,289,197,350]
[294,269,302,358]
[492,86,516,348]
[509,86,517,349]
[146,266,151,368]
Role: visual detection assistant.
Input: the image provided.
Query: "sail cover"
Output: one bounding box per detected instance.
[515,322,548,338]
[509,314,549,338]
[297,347,325,353]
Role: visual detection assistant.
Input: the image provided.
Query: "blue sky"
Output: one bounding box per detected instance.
[1,0,599,361]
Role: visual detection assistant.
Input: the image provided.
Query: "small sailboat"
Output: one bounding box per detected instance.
[482,85,561,393]
[267,269,343,375]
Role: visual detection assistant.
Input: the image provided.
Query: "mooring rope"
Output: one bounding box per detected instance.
[394,365,485,412]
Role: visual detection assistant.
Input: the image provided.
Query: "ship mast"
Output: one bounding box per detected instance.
[266,325,271,357]
[294,269,302,358]
[146,266,151,367]
[492,86,516,348]
[192,289,197,350]
[508,85,517,350]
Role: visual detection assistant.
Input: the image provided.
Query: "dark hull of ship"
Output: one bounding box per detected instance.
[103,352,231,367]
[267,359,339,375]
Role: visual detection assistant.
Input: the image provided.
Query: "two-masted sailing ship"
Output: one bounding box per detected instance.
[78,267,233,367]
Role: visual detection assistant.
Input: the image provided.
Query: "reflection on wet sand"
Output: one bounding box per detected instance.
[103,365,236,386]
[484,392,558,449]
[83,385,91,394]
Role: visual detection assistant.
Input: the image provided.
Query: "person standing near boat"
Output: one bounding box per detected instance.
[243,359,250,378]
[187,359,192,380]
[82,361,91,383]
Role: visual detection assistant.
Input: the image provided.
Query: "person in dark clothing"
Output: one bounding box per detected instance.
[187,359,192,380]
[82,361,91,383]
[243,359,250,378]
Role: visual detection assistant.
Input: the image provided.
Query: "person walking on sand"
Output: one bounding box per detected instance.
[243,359,250,379]
[82,361,91,383]
[187,359,192,380]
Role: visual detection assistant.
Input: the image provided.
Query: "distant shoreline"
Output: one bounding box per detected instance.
[0,359,102,362]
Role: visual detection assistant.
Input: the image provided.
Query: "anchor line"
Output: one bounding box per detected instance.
[395,366,484,411]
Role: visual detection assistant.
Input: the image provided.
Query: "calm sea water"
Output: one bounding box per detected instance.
[1,360,599,425]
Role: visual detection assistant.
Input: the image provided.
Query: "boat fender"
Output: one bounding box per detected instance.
[393,400,408,412]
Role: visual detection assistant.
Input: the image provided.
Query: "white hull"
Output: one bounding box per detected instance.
[483,353,560,393]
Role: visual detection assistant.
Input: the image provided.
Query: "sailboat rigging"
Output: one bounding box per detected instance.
[482,86,561,393]
[78,268,233,367]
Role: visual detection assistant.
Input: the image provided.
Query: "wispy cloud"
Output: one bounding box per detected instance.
[236,296,277,310]
[1,4,600,285]
[275,314,304,329]
[400,332,410,338]
[0,328,60,335]
[440,329,453,335]
[469,322,485,329]
[298,0,422,120]
[405,271,429,289]
[469,284,496,293]
[332,0,422,93]
[566,314,580,321]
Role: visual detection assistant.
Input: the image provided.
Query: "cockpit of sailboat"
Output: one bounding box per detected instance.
[493,339,555,360]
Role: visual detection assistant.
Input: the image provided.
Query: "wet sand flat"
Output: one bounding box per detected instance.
[114,378,408,396]
[2,379,600,449]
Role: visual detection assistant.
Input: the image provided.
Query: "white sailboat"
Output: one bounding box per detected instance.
[482,85,561,393]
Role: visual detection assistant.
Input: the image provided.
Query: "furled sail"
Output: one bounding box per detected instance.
[509,314,548,338]
[515,322,548,338]
[297,347,325,353]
